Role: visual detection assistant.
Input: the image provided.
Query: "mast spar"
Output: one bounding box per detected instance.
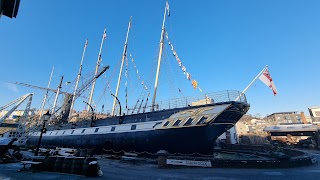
[69,39,88,119]
[88,29,107,111]
[39,66,54,122]
[151,0,169,111]
[51,76,64,115]
[112,17,132,116]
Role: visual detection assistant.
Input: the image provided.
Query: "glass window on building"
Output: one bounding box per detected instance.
[296,116,301,123]
[277,116,282,124]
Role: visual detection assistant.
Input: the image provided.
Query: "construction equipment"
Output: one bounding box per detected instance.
[54,65,110,121]
[11,65,109,123]
[0,93,33,124]
[13,82,70,95]
[0,93,34,145]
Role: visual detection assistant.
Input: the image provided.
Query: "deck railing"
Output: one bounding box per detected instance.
[122,90,247,115]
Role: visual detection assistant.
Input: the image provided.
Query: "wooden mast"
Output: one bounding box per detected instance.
[39,66,54,121]
[69,39,88,119]
[51,76,63,115]
[112,17,132,116]
[87,29,107,111]
[151,0,169,111]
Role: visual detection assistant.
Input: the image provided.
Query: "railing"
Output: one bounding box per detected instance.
[122,90,247,115]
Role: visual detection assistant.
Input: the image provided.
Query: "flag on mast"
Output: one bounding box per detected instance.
[103,29,107,39]
[85,39,88,48]
[259,67,278,95]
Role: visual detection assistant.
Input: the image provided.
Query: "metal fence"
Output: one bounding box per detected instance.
[124,90,247,115]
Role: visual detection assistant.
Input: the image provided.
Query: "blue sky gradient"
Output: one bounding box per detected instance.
[0,0,319,117]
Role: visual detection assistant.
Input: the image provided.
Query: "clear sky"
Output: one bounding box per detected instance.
[0,0,319,117]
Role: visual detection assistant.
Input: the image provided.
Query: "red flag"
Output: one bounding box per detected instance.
[186,72,191,80]
[259,68,278,95]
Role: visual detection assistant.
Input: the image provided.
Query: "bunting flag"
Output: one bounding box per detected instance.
[85,39,88,49]
[125,58,128,109]
[107,81,112,93]
[103,29,107,39]
[259,67,278,95]
[125,86,128,109]
[186,72,191,80]
[192,80,198,89]
[181,66,186,74]
[165,31,203,93]
[129,54,148,90]
[166,0,170,17]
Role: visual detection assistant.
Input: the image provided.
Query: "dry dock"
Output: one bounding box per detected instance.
[0,150,320,180]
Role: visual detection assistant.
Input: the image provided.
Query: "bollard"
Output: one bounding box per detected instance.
[53,156,65,172]
[70,157,85,174]
[45,156,57,171]
[61,157,74,173]
[156,150,168,168]
[82,157,98,176]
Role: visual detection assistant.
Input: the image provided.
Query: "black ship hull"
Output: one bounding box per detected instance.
[27,101,249,155]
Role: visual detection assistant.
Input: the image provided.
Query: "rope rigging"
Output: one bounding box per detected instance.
[162,47,182,99]
[130,48,159,113]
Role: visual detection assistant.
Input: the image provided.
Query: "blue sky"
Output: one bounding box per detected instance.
[0,0,319,117]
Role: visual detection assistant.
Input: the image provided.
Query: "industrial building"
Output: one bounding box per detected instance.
[265,111,304,124]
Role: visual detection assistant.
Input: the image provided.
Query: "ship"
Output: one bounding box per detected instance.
[24,1,250,155]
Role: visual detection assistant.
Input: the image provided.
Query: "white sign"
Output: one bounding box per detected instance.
[166,159,212,167]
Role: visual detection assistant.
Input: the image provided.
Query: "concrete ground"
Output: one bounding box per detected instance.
[1,150,320,180]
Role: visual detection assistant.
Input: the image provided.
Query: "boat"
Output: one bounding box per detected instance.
[22,1,250,155]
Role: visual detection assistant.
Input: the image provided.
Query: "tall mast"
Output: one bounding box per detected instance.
[87,29,107,111]
[69,39,88,119]
[52,76,64,115]
[151,1,168,111]
[112,17,132,116]
[39,66,54,121]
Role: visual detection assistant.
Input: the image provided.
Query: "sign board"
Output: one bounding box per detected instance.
[166,159,212,167]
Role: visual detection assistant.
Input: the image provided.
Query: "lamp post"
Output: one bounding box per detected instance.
[35,111,51,156]
[83,101,94,127]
